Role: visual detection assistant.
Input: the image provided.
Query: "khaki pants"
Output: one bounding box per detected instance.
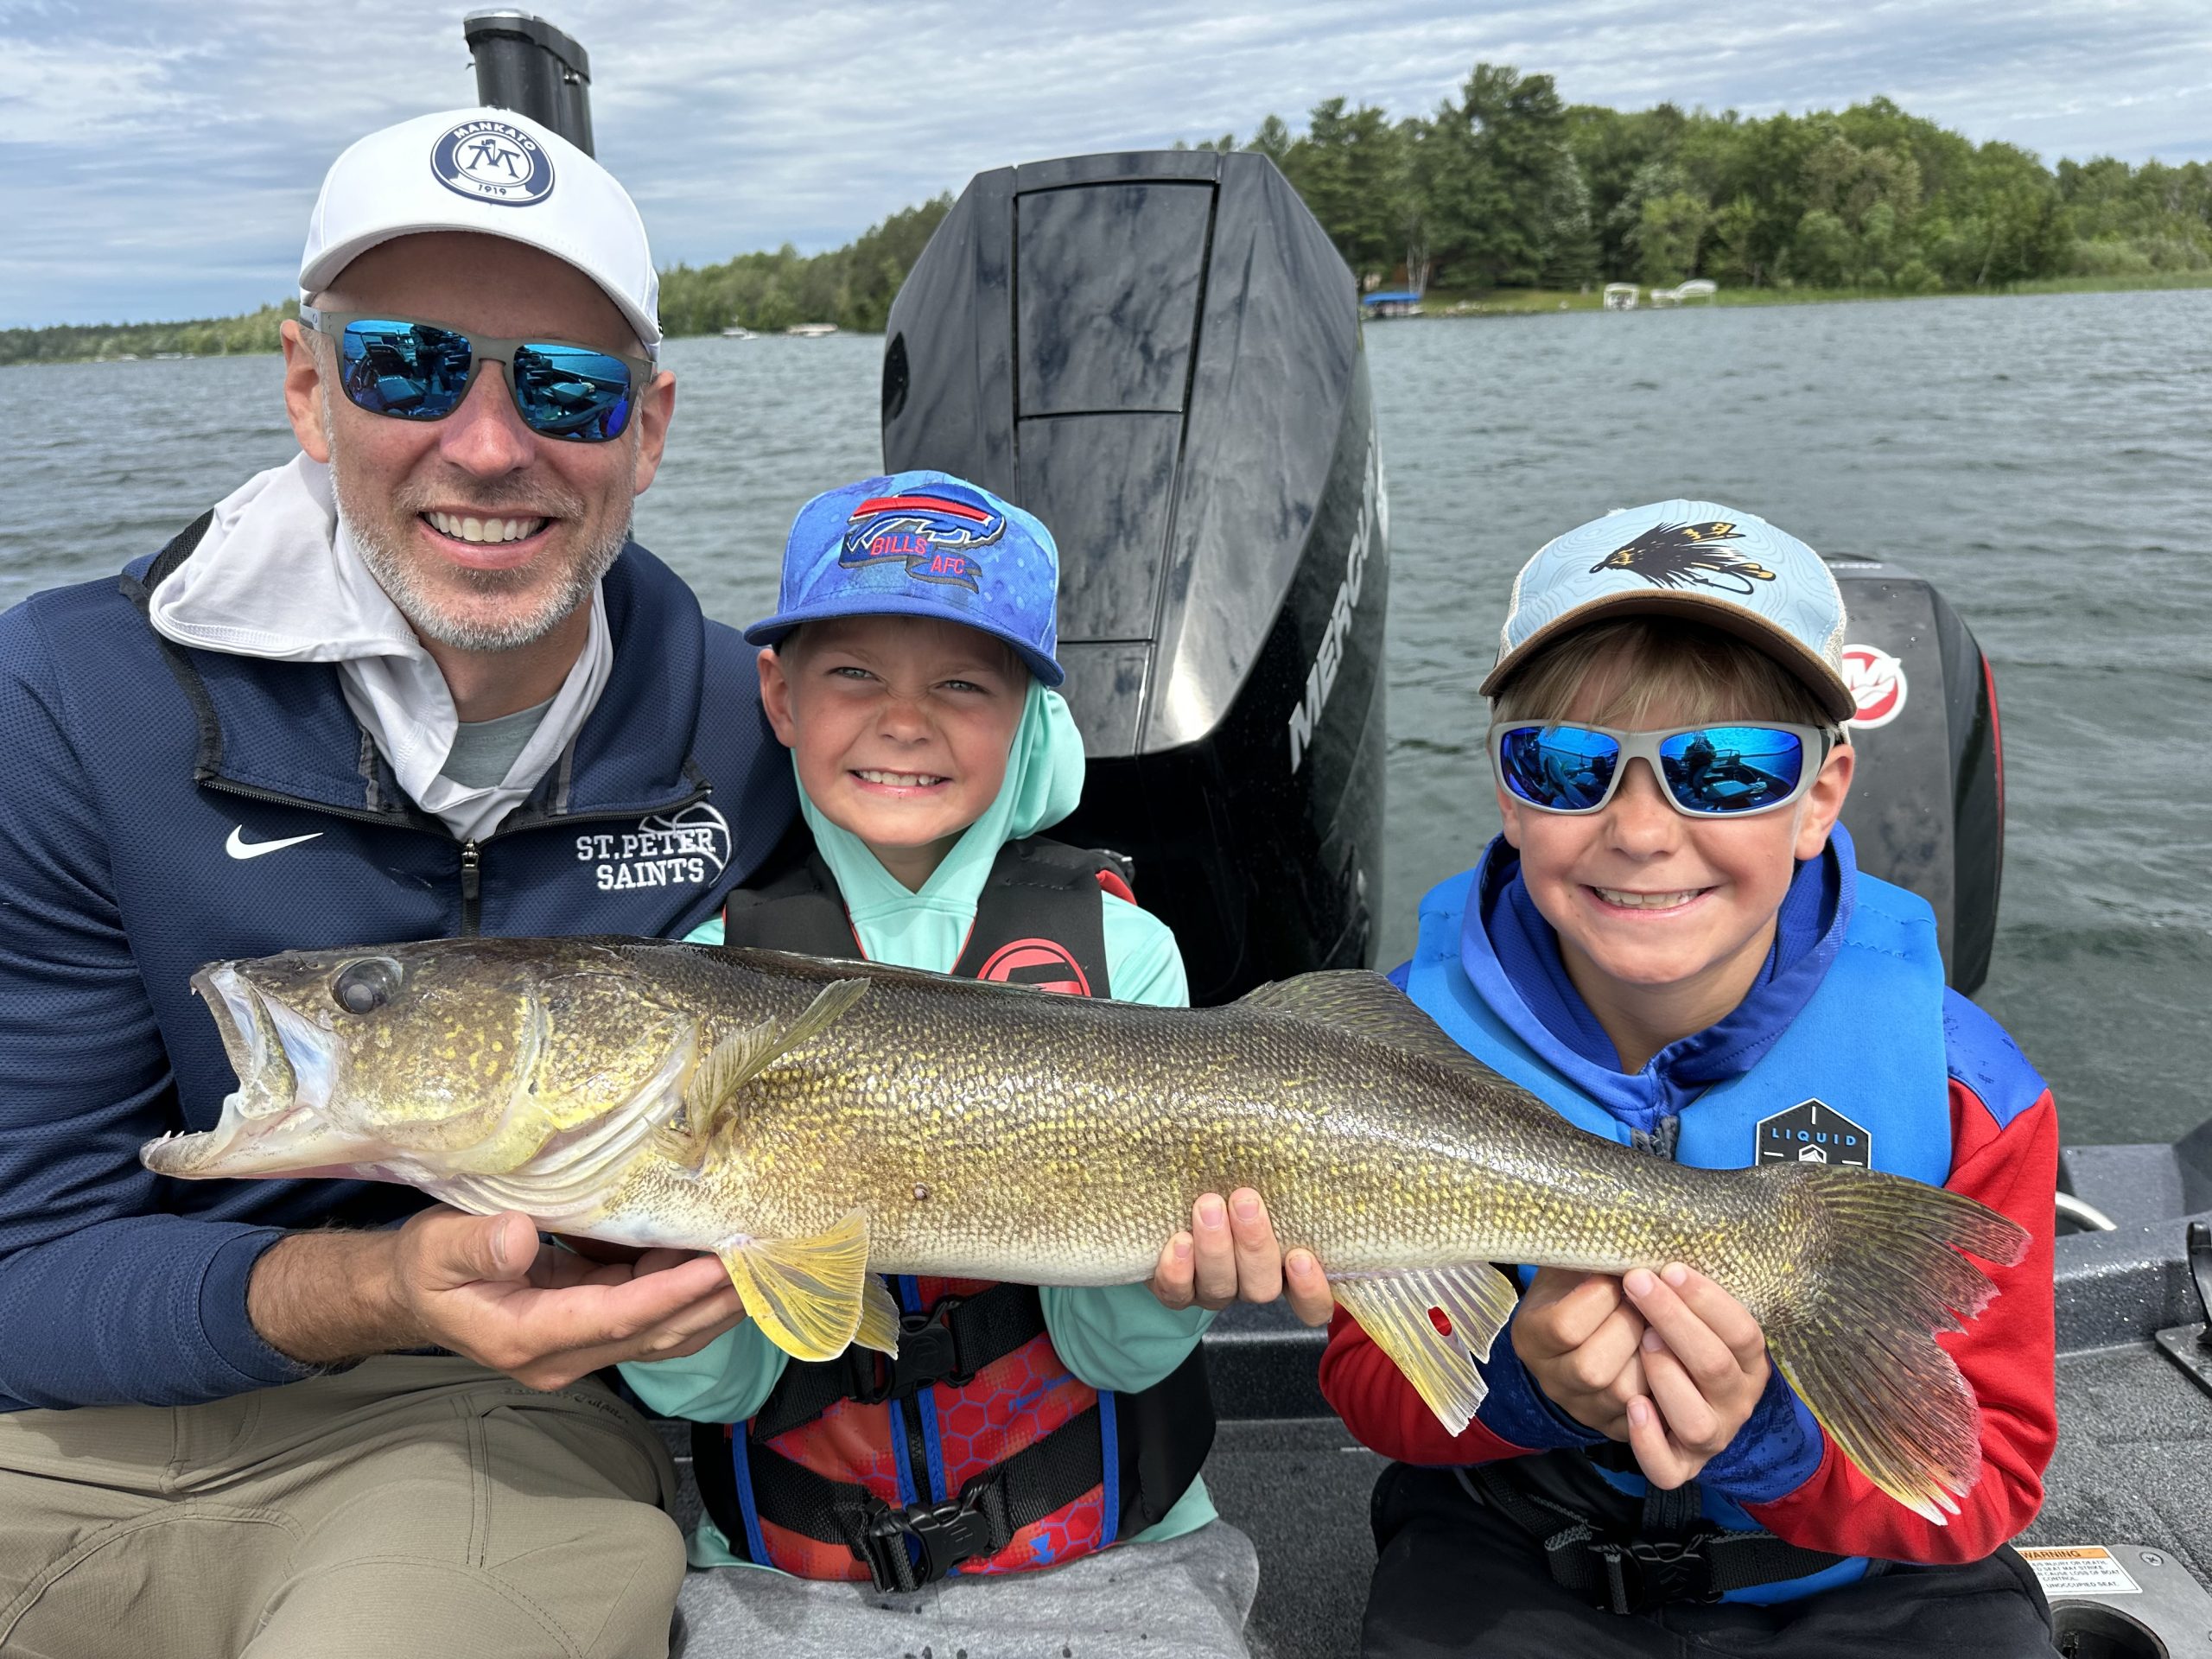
[0,1357,685,1659]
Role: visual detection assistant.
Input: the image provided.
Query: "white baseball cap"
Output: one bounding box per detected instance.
[298,106,660,357]
[1481,500,1856,723]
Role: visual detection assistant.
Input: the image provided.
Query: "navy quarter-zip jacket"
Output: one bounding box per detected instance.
[0,516,796,1412]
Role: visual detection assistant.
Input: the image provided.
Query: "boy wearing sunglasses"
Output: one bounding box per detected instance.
[1322,502,2058,1656]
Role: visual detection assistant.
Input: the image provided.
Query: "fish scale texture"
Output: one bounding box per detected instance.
[561,943,1770,1287]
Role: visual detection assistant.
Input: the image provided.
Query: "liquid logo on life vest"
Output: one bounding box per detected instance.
[976,938,1091,996]
[1756,1098,1871,1168]
[840,485,1005,592]
[429,119,556,207]
[1592,520,1777,597]
[1842,642,1909,729]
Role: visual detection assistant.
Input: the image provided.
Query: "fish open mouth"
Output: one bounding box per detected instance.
[141,966,373,1181]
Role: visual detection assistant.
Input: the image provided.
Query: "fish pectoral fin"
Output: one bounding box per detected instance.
[1238,972,1492,1077]
[715,1210,874,1362]
[1329,1262,1520,1436]
[680,976,874,1156]
[855,1274,902,1357]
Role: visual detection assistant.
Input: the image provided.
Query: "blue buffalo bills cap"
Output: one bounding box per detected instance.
[1480,499,1856,723]
[746,471,1065,686]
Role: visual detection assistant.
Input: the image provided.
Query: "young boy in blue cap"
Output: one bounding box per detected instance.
[1322,503,2059,1656]
[623,471,1273,1657]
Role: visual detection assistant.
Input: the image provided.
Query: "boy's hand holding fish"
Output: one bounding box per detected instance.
[1618,1262,1775,1486]
[1516,1262,1773,1487]
[1147,1185,1335,1324]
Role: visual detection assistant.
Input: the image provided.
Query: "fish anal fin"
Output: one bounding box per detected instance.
[1329,1261,1520,1435]
[855,1274,901,1357]
[1239,971,1486,1077]
[677,977,874,1164]
[716,1210,874,1362]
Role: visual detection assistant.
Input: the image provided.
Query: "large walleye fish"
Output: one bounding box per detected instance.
[143,937,2027,1522]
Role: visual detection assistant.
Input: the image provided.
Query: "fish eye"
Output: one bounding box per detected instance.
[331,957,403,1017]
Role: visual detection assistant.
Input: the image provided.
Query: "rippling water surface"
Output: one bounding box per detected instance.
[3,289,2208,1141]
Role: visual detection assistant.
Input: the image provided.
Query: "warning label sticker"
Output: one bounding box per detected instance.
[2017,1546,2142,1597]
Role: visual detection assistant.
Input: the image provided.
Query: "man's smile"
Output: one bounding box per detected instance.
[418,509,556,569]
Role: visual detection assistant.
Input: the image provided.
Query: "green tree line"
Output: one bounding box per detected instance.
[1228,65,2212,295]
[656,195,950,334]
[9,73,2209,365]
[0,199,950,366]
[0,302,297,366]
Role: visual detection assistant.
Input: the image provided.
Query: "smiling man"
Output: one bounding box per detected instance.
[0,109,793,1659]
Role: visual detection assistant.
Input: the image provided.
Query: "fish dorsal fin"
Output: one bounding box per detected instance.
[1239,971,1484,1075]
[670,976,873,1167]
[716,1210,874,1362]
[1327,1262,1521,1436]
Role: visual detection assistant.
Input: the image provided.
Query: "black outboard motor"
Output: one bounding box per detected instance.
[881,151,1387,1003]
[464,9,594,154]
[1824,559,2004,993]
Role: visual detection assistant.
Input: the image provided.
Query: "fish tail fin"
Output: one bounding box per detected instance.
[1755,1165,2029,1525]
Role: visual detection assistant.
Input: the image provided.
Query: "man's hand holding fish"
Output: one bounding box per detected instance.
[245,1208,749,1390]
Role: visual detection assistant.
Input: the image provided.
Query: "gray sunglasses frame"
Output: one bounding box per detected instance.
[299,307,653,437]
[1486,720,1840,818]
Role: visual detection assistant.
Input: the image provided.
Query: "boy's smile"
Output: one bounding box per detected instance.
[759,613,1027,892]
[1497,690,1854,1069]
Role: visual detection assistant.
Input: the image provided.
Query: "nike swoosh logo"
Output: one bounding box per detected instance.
[226,826,325,861]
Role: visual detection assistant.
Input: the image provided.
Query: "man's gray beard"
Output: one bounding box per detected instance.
[344,503,628,653]
[320,380,629,652]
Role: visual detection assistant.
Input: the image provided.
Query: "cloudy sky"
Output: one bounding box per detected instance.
[4,0,2209,327]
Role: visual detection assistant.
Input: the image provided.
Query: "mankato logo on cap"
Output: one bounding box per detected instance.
[429,118,556,207]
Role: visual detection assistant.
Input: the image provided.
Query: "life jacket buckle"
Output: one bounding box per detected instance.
[861,1495,1000,1592]
[1591,1535,1714,1614]
[851,1296,974,1406]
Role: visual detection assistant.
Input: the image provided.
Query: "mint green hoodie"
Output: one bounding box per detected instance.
[621,679,1214,1570]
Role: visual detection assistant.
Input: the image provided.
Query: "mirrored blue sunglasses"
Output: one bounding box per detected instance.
[1489,721,1839,817]
[301,308,649,442]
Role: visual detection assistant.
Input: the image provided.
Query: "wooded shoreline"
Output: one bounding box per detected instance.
[10,64,2209,367]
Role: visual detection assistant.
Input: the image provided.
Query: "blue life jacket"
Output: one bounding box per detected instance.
[1403,835,1951,1602]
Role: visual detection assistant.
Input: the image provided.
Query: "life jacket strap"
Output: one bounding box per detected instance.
[1459,1463,1850,1613]
[747,1398,1115,1592]
[748,1282,1047,1441]
[696,1347,1216,1586]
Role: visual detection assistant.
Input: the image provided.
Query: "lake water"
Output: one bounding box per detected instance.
[3,289,2208,1143]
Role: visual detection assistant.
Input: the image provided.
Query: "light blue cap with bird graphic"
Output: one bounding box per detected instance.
[1478,499,1855,723]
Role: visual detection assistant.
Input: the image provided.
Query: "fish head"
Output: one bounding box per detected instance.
[143,937,696,1185]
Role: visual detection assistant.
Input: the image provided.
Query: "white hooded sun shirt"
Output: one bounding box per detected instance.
[147,453,612,843]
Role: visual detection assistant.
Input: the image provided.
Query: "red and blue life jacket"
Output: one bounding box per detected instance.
[692,829,1215,1590]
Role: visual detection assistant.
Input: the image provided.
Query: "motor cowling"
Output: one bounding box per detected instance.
[881,151,1386,1002]
[1825,558,2004,994]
